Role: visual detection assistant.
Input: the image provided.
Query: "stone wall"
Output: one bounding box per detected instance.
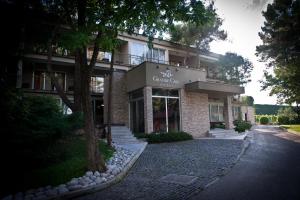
[180,89,210,138]
[104,71,129,126]
[144,86,153,133]
[241,106,255,124]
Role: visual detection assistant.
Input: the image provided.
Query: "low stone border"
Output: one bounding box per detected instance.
[2,142,147,200]
[279,126,300,135]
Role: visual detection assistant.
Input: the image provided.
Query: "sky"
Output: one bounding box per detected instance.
[210,0,277,105]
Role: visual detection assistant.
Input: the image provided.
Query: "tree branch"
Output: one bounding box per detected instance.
[89,31,102,68]
[46,27,75,111]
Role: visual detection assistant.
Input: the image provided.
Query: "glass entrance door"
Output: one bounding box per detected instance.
[152,89,180,133]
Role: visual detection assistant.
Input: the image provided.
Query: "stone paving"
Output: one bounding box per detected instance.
[77,139,244,200]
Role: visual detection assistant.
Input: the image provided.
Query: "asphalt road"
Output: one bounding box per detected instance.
[189,125,300,200]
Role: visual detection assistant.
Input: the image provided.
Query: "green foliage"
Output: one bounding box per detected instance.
[211,123,225,129]
[260,116,269,125]
[241,96,254,106]
[19,138,114,192]
[133,132,149,139]
[170,2,227,51]
[254,104,288,115]
[278,116,290,125]
[234,120,252,133]
[256,0,300,109]
[218,52,253,85]
[147,132,193,143]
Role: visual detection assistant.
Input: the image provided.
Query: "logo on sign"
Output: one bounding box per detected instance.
[152,69,179,87]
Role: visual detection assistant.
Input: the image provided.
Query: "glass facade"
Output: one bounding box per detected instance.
[152,89,180,133]
[130,42,166,65]
[129,89,145,133]
[33,71,66,91]
[209,104,224,122]
[90,77,104,93]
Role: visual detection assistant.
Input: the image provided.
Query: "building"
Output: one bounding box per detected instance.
[19,33,254,138]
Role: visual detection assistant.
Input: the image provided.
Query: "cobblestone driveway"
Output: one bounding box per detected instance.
[77,139,244,200]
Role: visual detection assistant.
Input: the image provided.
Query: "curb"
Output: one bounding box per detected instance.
[54,142,147,200]
[279,126,300,135]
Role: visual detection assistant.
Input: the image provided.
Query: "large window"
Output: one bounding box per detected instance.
[232,106,241,120]
[90,77,104,93]
[33,71,66,91]
[130,42,166,65]
[129,89,145,133]
[209,103,224,122]
[152,89,180,132]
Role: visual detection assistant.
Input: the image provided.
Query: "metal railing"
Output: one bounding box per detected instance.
[26,46,201,69]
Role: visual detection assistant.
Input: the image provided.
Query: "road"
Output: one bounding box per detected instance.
[189,125,300,200]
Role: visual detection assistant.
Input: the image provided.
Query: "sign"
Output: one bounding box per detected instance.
[152,69,179,87]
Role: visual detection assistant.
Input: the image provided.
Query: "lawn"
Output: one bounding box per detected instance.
[4,136,114,195]
[280,125,300,135]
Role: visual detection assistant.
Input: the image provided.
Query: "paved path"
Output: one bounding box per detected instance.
[76,139,244,200]
[189,125,300,200]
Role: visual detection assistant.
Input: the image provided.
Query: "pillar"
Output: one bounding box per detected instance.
[144,86,153,133]
[224,95,234,129]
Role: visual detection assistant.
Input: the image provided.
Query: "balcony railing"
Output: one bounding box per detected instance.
[26,47,201,69]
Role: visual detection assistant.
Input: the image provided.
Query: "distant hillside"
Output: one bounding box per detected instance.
[254,104,289,115]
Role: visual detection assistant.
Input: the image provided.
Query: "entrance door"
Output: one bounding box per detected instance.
[130,99,145,133]
[152,96,180,133]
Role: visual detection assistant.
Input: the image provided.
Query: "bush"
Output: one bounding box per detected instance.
[211,123,225,129]
[147,132,193,143]
[278,116,290,125]
[260,116,269,124]
[234,120,252,133]
[133,132,149,139]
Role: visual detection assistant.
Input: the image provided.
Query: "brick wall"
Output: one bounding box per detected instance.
[104,71,129,126]
[180,89,210,138]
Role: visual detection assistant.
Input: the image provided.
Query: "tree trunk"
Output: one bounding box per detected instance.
[80,63,107,171]
[106,50,115,147]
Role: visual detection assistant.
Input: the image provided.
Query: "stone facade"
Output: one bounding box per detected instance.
[223,96,234,129]
[180,89,210,138]
[104,71,129,126]
[143,86,153,133]
[241,105,255,124]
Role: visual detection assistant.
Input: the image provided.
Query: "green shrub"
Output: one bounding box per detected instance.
[211,123,225,129]
[278,116,290,125]
[147,132,193,143]
[259,116,269,124]
[133,132,149,139]
[234,120,252,133]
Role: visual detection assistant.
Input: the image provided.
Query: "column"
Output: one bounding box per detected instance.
[144,86,153,133]
[224,95,234,129]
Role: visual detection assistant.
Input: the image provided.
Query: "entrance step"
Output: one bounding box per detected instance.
[111,126,142,145]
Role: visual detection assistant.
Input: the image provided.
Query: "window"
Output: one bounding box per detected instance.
[90,77,104,93]
[33,71,66,91]
[130,42,166,65]
[209,104,224,122]
[130,42,147,65]
[148,48,165,64]
[232,106,241,120]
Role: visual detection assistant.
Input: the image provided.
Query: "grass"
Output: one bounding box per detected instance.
[22,136,114,190]
[280,125,300,135]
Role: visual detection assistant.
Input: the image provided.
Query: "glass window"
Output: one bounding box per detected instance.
[152,89,178,97]
[209,104,224,122]
[130,42,147,65]
[90,77,104,93]
[34,71,65,91]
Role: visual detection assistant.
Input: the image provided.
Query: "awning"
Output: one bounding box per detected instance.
[185,81,244,95]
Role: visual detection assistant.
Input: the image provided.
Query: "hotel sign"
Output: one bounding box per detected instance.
[152,69,179,87]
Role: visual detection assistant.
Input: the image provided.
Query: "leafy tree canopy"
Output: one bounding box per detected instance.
[241,96,254,106]
[256,0,300,108]
[218,52,253,85]
[169,2,227,51]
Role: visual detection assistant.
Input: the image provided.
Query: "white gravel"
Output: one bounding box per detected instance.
[3,144,135,200]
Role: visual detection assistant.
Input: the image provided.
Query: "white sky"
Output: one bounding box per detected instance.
[210,0,277,105]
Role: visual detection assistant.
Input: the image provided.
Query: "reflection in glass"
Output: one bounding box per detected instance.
[153,98,167,132]
[167,98,180,132]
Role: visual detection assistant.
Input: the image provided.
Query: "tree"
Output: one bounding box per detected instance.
[256,0,300,117]
[218,52,253,85]
[241,96,254,106]
[17,0,216,171]
[169,2,227,52]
